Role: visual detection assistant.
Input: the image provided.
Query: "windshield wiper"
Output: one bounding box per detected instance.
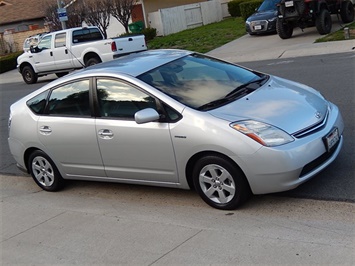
[225,75,269,99]
[197,75,269,111]
[197,98,231,111]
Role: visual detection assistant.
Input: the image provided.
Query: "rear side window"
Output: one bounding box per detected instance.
[72,28,103,43]
[55,33,66,47]
[47,80,91,116]
[27,91,49,114]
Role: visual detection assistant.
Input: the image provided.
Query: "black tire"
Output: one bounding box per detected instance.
[279,0,305,18]
[192,155,251,210]
[22,65,38,84]
[28,150,65,192]
[316,9,332,35]
[340,1,354,23]
[56,72,69,78]
[276,18,293,39]
[86,57,101,67]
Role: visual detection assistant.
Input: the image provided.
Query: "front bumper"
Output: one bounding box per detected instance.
[246,19,277,34]
[234,103,344,194]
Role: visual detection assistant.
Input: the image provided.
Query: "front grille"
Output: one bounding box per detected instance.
[250,20,268,32]
[293,110,329,138]
[299,140,340,177]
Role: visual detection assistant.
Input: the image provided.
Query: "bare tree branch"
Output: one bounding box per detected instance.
[110,0,137,33]
[82,0,111,38]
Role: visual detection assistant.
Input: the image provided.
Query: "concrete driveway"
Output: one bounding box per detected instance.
[208,18,355,62]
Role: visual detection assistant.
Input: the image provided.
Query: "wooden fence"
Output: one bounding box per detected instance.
[148,0,230,36]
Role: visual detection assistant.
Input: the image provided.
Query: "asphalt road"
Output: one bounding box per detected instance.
[1,52,354,202]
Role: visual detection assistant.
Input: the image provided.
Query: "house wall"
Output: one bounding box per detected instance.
[0,27,49,55]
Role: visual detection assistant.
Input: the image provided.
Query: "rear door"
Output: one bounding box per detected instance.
[37,79,105,178]
[52,32,73,70]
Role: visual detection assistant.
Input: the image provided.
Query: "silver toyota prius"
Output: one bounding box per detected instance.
[8,49,344,210]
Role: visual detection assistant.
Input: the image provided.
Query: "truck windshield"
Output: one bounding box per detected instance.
[72,28,103,44]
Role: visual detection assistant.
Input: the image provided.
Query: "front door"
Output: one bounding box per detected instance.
[52,32,73,70]
[95,78,178,183]
[33,35,56,72]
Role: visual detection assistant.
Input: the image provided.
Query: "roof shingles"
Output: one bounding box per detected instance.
[0,0,46,25]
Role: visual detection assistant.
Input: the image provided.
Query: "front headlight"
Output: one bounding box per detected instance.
[230,120,294,147]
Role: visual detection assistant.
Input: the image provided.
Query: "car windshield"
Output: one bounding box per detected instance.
[137,54,267,110]
[257,0,280,11]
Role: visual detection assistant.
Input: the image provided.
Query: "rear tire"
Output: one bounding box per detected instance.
[340,1,354,23]
[193,155,251,210]
[86,57,101,67]
[276,18,293,39]
[316,9,332,35]
[22,65,38,84]
[28,150,65,192]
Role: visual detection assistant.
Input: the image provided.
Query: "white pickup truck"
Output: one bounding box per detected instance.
[17,26,147,84]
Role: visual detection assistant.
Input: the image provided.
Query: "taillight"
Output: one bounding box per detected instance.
[111,42,117,52]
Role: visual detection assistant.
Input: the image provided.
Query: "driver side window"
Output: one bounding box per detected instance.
[97,79,157,119]
[38,35,52,50]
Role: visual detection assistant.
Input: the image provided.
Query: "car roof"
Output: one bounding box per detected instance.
[78,49,194,77]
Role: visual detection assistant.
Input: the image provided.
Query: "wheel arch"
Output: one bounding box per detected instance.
[83,52,102,65]
[24,147,41,173]
[19,62,35,73]
[185,150,250,191]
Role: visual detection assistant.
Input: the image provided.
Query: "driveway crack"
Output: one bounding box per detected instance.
[148,229,203,265]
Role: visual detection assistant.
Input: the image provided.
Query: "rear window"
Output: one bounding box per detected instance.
[72,28,103,44]
[27,91,49,114]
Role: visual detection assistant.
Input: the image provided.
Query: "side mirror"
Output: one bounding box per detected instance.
[135,108,160,124]
[30,45,40,53]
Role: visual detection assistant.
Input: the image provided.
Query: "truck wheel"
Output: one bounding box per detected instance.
[340,1,354,23]
[316,9,332,35]
[276,18,293,39]
[86,57,101,67]
[22,65,38,84]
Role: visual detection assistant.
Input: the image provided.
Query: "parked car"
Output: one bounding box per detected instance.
[17,26,147,84]
[246,0,280,35]
[8,49,344,210]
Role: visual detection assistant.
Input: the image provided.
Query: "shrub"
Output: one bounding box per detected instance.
[228,0,249,17]
[141,27,157,41]
[0,51,22,74]
[240,0,263,21]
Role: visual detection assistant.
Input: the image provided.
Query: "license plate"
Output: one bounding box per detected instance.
[324,127,340,152]
[285,1,294,7]
[254,25,262,30]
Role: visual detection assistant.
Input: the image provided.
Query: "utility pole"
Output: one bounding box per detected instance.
[57,0,67,29]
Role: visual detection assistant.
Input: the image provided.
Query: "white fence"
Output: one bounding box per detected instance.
[148,0,230,36]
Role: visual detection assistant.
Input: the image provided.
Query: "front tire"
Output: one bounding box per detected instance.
[22,65,38,84]
[193,155,251,210]
[316,9,332,35]
[28,150,64,192]
[276,18,293,39]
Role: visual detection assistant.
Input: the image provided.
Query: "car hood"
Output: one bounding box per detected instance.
[208,76,328,134]
[247,10,277,21]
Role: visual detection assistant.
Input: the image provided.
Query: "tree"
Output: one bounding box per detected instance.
[81,0,111,38]
[110,0,137,33]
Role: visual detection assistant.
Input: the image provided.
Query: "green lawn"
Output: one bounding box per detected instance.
[315,21,355,42]
[147,17,246,53]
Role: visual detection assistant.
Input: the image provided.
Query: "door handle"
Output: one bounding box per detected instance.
[65,49,68,54]
[98,129,114,139]
[50,51,53,56]
[39,126,52,135]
